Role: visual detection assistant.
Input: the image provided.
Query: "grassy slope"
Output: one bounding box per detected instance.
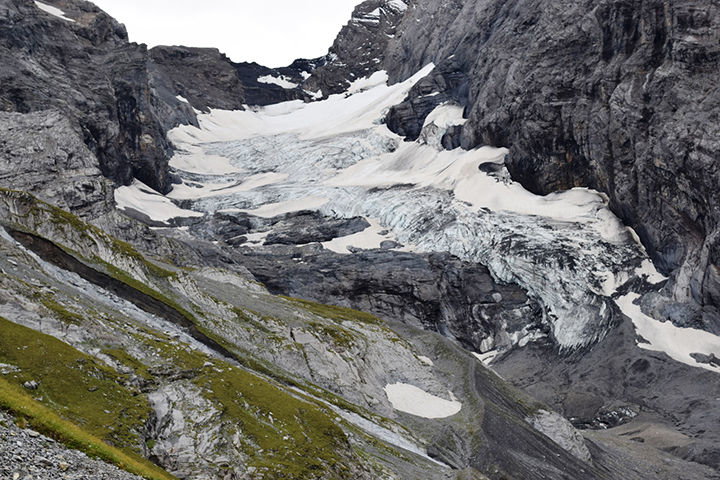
[0,317,176,480]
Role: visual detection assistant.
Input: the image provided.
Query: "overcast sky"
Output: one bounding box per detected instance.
[89,0,362,67]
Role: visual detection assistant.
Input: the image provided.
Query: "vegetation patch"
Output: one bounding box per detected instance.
[0,377,176,480]
[194,364,355,479]
[0,188,177,280]
[281,296,380,325]
[0,316,150,450]
[38,295,84,325]
[308,322,357,349]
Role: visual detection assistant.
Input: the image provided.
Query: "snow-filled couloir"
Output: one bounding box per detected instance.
[115,64,720,370]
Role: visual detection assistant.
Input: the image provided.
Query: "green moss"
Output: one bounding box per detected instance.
[101,348,153,381]
[308,322,357,348]
[281,296,380,325]
[38,296,84,325]
[0,316,150,450]
[0,377,176,480]
[0,188,177,280]
[194,364,353,479]
[135,333,208,372]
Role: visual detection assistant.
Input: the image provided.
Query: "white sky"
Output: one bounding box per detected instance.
[89,0,362,67]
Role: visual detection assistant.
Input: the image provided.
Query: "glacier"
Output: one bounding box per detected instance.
[116,65,719,366]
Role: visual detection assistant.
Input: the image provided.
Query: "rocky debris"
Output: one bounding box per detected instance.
[0,411,143,480]
[493,318,720,470]
[188,210,372,247]
[0,110,112,217]
[691,352,720,368]
[529,410,592,462]
[22,380,38,390]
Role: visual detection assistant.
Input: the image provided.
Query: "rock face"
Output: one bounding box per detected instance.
[305,0,410,95]
[149,46,321,116]
[0,110,111,216]
[334,0,719,331]
[240,247,543,354]
[0,0,174,193]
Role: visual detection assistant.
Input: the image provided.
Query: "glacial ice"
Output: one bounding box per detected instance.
[117,65,720,365]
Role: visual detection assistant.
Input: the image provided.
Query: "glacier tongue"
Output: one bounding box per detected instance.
[159,67,664,351]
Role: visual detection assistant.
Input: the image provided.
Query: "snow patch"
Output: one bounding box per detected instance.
[422,103,466,129]
[636,259,667,284]
[322,218,403,254]
[114,180,203,223]
[384,383,462,419]
[347,71,390,95]
[472,351,498,366]
[34,1,75,22]
[616,293,720,372]
[257,75,298,89]
[233,196,328,218]
[386,0,408,12]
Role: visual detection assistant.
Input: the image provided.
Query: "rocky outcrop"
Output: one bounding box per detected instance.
[0,0,175,193]
[0,110,111,216]
[239,246,543,355]
[305,0,410,96]
[149,46,320,116]
[346,0,720,331]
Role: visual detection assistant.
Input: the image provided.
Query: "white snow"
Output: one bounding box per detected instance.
[233,196,328,218]
[176,95,190,104]
[636,259,668,284]
[422,103,466,129]
[386,0,408,12]
[170,149,244,175]
[168,64,435,143]
[347,71,390,94]
[616,293,720,372]
[384,383,462,419]
[472,351,498,366]
[34,1,75,22]
[322,218,404,253]
[114,180,203,223]
[257,75,298,89]
[162,62,664,351]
